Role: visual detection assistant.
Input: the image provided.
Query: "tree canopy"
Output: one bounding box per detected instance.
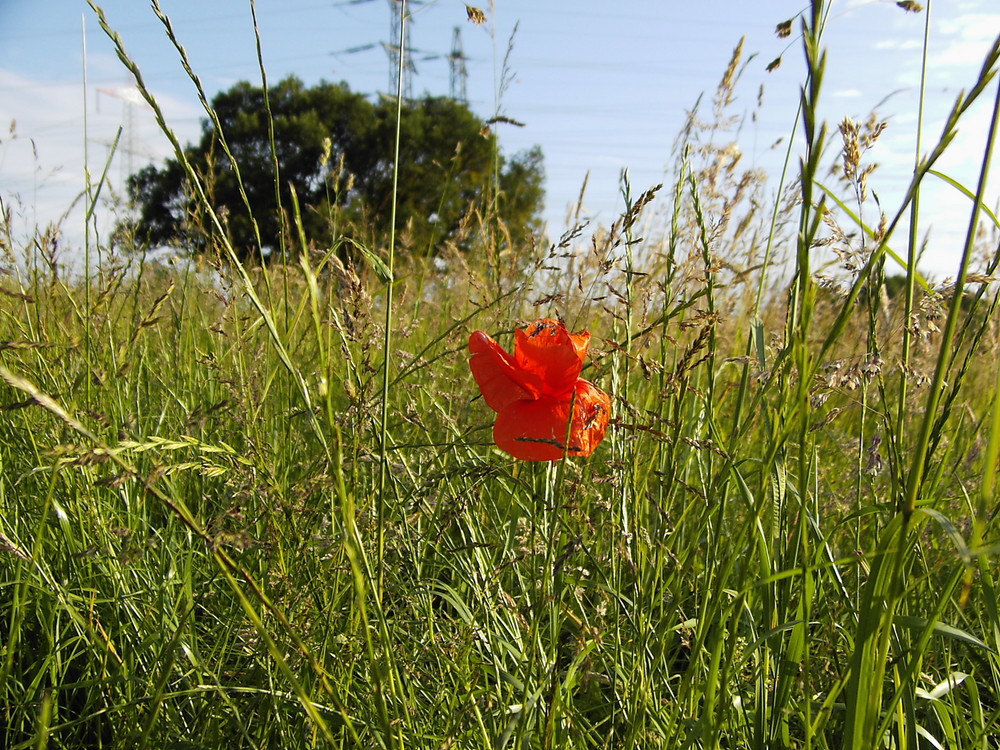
[126,76,544,262]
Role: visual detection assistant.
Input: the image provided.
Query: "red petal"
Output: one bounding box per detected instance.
[513,319,589,397]
[569,379,611,456]
[468,331,536,413]
[493,398,575,461]
[493,380,611,461]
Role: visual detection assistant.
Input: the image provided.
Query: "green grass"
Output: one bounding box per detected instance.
[2,1,1000,747]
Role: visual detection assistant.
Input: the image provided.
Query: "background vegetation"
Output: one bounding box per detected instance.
[125,76,544,262]
[1,1,999,748]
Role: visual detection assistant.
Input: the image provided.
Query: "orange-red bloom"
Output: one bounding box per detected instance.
[469,318,611,461]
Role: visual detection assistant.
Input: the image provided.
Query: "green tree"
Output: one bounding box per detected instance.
[126,76,544,263]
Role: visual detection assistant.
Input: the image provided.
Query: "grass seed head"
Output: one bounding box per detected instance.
[839,117,861,183]
[465,5,487,24]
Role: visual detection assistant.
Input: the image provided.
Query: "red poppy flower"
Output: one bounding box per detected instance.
[469,318,611,461]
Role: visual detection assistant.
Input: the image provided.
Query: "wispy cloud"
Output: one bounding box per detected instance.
[873,38,923,51]
[1,68,199,250]
[932,13,1000,69]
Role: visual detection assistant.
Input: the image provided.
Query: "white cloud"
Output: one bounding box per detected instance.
[931,13,1000,70]
[0,68,199,254]
[938,13,1000,42]
[873,38,923,51]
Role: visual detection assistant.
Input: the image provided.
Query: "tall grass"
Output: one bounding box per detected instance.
[2,1,1000,748]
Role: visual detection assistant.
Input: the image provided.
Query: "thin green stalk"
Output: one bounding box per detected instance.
[249,0,288,322]
[81,13,92,407]
[732,164,789,437]
[542,459,564,750]
[376,0,406,604]
[686,170,717,406]
[895,0,932,446]
[901,60,1000,520]
[976,292,1000,556]
[786,5,831,747]
[618,171,637,545]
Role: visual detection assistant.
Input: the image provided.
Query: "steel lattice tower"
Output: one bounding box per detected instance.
[386,0,413,99]
[448,26,468,103]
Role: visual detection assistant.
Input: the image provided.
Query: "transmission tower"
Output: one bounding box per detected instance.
[96,78,149,186]
[386,0,414,99]
[332,0,446,99]
[448,26,468,103]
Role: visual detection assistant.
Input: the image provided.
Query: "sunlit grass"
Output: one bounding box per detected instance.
[2,1,1000,748]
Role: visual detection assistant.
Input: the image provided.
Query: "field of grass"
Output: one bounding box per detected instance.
[2,1,1000,748]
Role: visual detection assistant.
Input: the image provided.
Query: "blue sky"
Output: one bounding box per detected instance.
[1,0,998,278]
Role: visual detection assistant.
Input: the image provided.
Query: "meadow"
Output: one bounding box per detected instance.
[2,1,1000,747]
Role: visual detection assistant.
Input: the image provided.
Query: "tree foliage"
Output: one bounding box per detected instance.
[126,76,544,262]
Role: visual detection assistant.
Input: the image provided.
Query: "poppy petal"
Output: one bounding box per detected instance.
[493,397,577,461]
[514,319,589,397]
[493,380,611,461]
[569,379,612,455]
[468,331,536,413]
